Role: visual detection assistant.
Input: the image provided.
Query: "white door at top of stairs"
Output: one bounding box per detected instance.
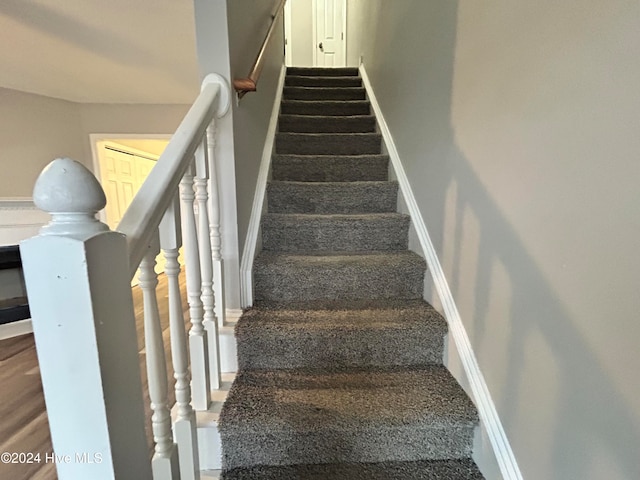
[314,0,346,67]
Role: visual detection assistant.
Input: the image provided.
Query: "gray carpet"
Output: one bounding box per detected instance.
[267,181,398,213]
[261,213,410,252]
[272,154,389,182]
[281,100,371,116]
[285,75,362,87]
[236,303,447,370]
[283,86,367,100]
[278,114,376,133]
[220,67,483,479]
[222,459,484,480]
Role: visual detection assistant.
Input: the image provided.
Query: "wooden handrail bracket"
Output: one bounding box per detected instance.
[234,0,286,98]
[233,78,257,95]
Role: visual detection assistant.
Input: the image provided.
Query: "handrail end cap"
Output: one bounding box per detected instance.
[202,73,231,118]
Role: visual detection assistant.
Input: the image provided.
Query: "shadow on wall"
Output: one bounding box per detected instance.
[361,0,640,477]
[438,148,640,479]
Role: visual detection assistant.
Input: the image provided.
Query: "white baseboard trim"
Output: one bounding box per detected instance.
[0,319,33,340]
[360,65,522,480]
[239,64,287,308]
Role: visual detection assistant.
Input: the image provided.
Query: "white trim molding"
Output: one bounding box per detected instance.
[360,65,523,480]
[0,198,48,246]
[239,64,287,307]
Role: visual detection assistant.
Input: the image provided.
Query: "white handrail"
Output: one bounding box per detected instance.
[118,75,230,277]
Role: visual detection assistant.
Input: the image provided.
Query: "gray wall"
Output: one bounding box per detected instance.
[227,0,285,257]
[0,87,190,197]
[349,0,640,479]
[0,88,85,197]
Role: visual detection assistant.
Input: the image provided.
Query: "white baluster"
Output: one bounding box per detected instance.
[139,233,180,480]
[206,121,226,327]
[160,197,200,480]
[22,158,152,479]
[180,163,211,410]
[195,139,222,389]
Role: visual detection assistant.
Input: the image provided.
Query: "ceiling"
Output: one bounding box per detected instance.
[0,0,200,104]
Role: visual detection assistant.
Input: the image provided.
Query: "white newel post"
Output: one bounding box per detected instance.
[206,122,225,327]
[179,164,211,410]
[160,197,200,480]
[20,158,152,480]
[195,139,222,390]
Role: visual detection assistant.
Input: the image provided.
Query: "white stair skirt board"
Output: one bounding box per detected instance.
[239,64,287,308]
[359,64,523,480]
[201,472,221,480]
[180,372,236,472]
[185,314,239,470]
[219,309,241,373]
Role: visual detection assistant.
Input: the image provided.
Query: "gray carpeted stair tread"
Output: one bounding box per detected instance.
[279,114,376,133]
[272,154,389,182]
[276,132,382,155]
[287,67,359,76]
[261,213,410,252]
[285,75,362,87]
[253,251,426,302]
[281,100,371,116]
[221,458,484,480]
[254,297,430,311]
[268,181,398,213]
[236,301,447,370]
[219,366,478,468]
[283,86,366,101]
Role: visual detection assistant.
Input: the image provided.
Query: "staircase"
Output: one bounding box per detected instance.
[218,67,484,479]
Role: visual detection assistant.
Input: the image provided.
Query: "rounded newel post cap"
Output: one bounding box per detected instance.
[33,158,110,237]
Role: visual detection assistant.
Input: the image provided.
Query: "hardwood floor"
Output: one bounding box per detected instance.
[0,273,190,480]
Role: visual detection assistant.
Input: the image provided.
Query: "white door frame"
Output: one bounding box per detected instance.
[312,0,347,67]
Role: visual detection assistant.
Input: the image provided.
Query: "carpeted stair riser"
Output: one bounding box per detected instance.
[283,86,366,101]
[272,155,389,182]
[253,251,426,303]
[221,458,484,480]
[287,67,359,76]
[267,181,398,214]
[281,100,371,116]
[279,115,376,133]
[285,75,362,87]
[261,213,410,252]
[219,367,478,469]
[236,303,447,371]
[276,133,382,155]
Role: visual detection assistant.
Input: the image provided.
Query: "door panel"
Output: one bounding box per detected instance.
[315,0,345,67]
[98,145,165,282]
[101,148,136,229]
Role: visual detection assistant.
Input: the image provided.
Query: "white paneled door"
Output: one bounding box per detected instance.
[99,144,165,280]
[314,0,346,67]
